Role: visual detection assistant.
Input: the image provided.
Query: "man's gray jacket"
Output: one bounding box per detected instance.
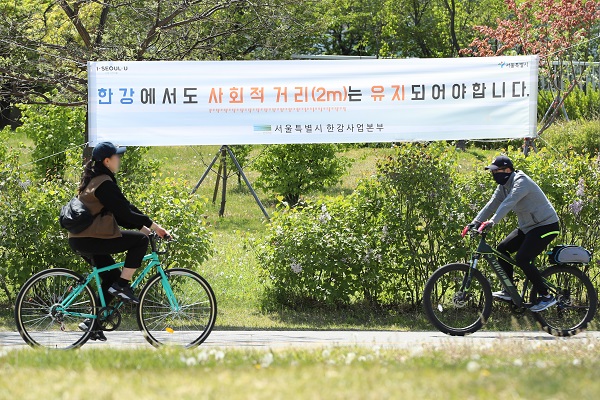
[474,171,559,234]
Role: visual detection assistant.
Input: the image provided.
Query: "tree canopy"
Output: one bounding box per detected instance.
[0,0,599,112]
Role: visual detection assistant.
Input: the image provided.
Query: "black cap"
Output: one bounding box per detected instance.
[92,142,126,162]
[485,155,513,171]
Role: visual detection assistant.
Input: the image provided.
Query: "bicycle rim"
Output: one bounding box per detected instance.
[137,268,217,348]
[14,268,96,349]
[423,263,492,335]
[531,266,598,336]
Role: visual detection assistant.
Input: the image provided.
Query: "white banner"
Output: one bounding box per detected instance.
[88,56,539,146]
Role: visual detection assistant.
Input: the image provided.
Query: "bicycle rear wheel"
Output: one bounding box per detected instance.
[14,268,96,349]
[137,268,217,348]
[423,263,493,336]
[531,265,597,337]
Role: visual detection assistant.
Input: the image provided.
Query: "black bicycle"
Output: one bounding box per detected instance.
[423,227,597,337]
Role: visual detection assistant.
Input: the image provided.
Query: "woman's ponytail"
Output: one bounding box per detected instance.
[78,160,98,194]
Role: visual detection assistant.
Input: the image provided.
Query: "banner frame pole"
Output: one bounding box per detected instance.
[191,145,270,221]
[219,147,227,217]
[191,150,220,194]
[225,145,270,221]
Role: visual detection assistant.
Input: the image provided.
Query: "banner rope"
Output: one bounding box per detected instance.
[18,142,89,169]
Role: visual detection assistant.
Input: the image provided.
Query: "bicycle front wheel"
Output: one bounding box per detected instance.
[531,265,597,337]
[137,268,217,348]
[423,263,493,336]
[14,268,96,349]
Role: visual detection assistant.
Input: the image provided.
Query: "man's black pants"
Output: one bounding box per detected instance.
[496,222,560,296]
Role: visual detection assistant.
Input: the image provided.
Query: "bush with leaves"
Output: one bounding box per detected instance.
[0,147,212,305]
[253,144,351,205]
[257,143,600,309]
[258,143,469,308]
[14,103,86,180]
[124,175,213,270]
[0,150,77,304]
[538,120,600,157]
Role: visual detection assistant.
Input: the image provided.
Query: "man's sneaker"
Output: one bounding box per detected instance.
[530,295,557,312]
[492,289,512,301]
[108,283,140,304]
[78,319,107,342]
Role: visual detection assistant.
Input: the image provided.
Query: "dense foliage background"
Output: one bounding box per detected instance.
[0,0,599,314]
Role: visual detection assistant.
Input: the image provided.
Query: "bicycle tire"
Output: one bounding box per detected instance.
[137,268,217,348]
[423,263,493,336]
[530,265,597,337]
[14,268,96,349]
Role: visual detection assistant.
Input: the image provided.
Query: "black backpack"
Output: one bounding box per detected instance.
[59,197,96,234]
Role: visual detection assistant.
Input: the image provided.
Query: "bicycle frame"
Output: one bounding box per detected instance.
[56,248,181,320]
[465,231,558,308]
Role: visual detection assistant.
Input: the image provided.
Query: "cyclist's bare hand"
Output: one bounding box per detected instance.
[156,227,171,239]
[151,223,171,239]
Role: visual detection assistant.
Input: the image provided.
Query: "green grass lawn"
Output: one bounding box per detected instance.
[1,339,598,399]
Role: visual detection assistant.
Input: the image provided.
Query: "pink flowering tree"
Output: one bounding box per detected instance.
[461,0,600,144]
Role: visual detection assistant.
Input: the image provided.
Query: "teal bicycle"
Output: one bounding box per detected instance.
[423,227,597,337]
[14,233,217,349]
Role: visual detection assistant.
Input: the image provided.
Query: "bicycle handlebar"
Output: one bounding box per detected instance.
[463,226,488,238]
[149,232,173,255]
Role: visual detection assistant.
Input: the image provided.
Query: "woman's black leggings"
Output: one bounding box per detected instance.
[496,222,560,296]
[69,231,149,301]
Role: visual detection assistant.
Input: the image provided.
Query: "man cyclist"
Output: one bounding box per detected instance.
[464,155,560,312]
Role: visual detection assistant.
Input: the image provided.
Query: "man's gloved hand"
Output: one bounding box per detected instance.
[461,221,481,238]
[477,220,495,233]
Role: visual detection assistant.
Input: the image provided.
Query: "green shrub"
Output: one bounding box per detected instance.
[538,120,600,157]
[125,175,213,269]
[0,150,77,303]
[258,143,472,308]
[0,147,212,305]
[253,144,351,205]
[14,103,86,179]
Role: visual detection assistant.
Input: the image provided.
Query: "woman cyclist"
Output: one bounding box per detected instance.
[68,142,170,340]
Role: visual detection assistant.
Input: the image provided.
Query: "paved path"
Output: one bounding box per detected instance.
[2,330,599,350]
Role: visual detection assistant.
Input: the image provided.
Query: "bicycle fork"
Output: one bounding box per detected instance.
[461,255,478,292]
[158,267,181,312]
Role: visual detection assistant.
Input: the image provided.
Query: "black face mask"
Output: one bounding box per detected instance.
[493,172,512,185]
